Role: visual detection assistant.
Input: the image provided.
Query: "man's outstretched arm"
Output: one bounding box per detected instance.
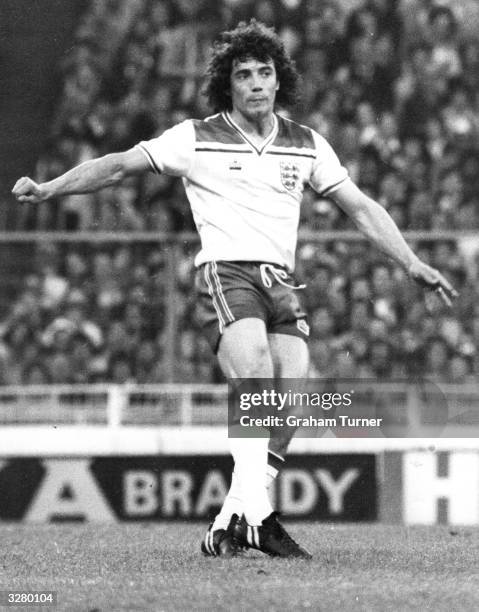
[331,180,458,306]
[12,147,149,204]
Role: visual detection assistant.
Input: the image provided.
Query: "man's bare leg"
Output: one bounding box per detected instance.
[267,333,309,458]
[213,318,275,529]
[212,326,309,529]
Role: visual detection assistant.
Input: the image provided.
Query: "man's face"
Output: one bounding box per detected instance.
[229,57,279,119]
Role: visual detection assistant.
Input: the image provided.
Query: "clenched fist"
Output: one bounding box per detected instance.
[12,177,48,204]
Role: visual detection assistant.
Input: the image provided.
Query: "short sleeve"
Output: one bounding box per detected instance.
[135,120,195,177]
[309,130,349,197]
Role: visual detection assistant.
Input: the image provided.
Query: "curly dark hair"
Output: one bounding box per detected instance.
[203,19,301,113]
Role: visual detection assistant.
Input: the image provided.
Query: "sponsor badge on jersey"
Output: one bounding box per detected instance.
[280,162,300,191]
[297,319,310,336]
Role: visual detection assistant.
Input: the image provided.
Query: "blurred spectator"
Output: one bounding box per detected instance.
[449,353,474,383]
[424,336,451,381]
[427,5,462,80]
[109,351,135,384]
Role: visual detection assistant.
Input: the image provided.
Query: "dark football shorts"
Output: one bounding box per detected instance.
[194,260,310,353]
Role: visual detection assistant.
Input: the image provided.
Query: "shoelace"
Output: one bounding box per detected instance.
[259,263,306,290]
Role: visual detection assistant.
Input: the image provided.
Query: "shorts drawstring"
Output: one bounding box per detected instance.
[259,263,306,290]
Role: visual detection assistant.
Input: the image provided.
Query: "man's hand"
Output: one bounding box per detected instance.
[408,259,459,307]
[12,177,48,204]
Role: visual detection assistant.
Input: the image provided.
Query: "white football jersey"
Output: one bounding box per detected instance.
[136,112,348,271]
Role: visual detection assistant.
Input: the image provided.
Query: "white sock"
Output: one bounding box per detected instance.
[212,449,285,530]
[212,469,242,531]
[229,436,273,526]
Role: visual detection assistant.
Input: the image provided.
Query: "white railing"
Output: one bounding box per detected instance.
[0,383,228,426]
[0,383,478,433]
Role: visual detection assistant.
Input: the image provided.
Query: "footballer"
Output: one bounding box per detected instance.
[12,20,457,559]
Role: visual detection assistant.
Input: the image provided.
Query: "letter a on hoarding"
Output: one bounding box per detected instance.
[24,460,116,522]
[195,470,228,516]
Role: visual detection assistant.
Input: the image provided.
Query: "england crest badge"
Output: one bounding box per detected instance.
[280,161,300,191]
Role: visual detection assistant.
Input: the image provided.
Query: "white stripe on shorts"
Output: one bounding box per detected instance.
[211,261,235,322]
[204,263,225,333]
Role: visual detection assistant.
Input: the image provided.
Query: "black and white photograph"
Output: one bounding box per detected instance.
[1,0,479,610]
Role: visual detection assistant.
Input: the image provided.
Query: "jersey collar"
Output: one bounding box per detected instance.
[223,111,278,155]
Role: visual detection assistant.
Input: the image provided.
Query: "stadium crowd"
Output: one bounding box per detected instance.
[4,0,479,384]
[0,236,476,385]
[20,0,479,232]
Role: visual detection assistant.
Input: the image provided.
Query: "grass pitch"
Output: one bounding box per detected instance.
[0,523,478,612]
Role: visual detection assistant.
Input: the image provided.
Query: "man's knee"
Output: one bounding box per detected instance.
[221,342,273,377]
[218,318,274,378]
[228,342,272,378]
[247,342,272,377]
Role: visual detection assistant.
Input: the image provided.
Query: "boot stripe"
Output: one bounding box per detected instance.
[205,529,213,555]
[204,530,211,554]
[252,526,260,549]
[209,529,216,556]
[247,525,260,549]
